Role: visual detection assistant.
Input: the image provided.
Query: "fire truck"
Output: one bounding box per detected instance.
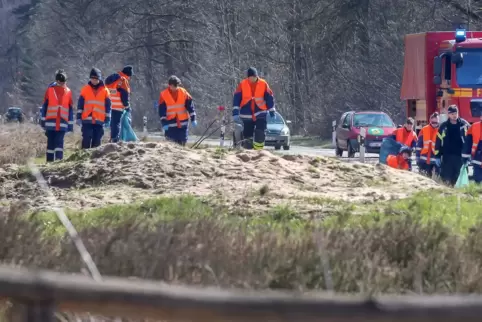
[401,29,482,132]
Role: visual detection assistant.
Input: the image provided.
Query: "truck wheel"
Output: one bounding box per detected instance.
[283,145,290,150]
[347,141,356,158]
[275,145,281,150]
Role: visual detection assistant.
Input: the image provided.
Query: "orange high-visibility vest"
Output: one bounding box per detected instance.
[80,85,109,123]
[387,155,409,170]
[161,87,189,128]
[240,78,268,121]
[395,128,416,146]
[469,122,482,157]
[419,125,438,164]
[45,86,71,128]
[105,72,130,111]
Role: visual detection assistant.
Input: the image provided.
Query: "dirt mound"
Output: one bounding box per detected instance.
[0,141,443,213]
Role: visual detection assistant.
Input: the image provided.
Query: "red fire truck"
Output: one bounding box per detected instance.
[401,29,482,132]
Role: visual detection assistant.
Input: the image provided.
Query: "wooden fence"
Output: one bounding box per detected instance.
[1,265,482,321]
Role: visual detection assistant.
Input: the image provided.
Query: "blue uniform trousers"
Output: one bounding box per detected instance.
[165,126,188,146]
[46,130,66,162]
[110,110,123,142]
[82,123,104,149]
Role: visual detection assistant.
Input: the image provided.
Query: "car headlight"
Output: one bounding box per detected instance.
[281,127,289,135]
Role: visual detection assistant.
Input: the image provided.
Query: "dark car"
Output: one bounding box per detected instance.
[5,107,25,123]
[233,112,292,150]
[335,111,397,157]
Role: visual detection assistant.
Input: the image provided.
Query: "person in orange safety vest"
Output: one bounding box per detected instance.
[105,65,133,143]
[462,115,482,183]
[77,68,112,149]
[232,67,276,150]
[387,146,412,171]
[390,117,418,149]
[158,75,197,146]
[415,112,440,178]
[40,69,74,162]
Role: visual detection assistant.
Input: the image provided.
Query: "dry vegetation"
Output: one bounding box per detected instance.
[2,0,480,135]
[2,125,482,320]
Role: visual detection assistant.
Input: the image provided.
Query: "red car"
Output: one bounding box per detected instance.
[335,111,397,157]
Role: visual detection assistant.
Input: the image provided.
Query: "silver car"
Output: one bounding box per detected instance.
[233,112,292,150]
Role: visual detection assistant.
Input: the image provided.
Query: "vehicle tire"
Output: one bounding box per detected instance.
[275,145,281,150]
[347,141,356,158]
[283,145,290,150]
[335,140,343,157]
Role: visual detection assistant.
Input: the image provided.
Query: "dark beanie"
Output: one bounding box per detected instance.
[89,67,102,79]
[247,67,258,77]
[448,105,458,114]
[55,69,67,82]
[122,65,134,77]
[168,75,181,86]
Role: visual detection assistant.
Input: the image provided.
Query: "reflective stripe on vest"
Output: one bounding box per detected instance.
[395,128,415,147]
[161,87,189,128]
[420,125,438,164]
[470,122,482,158]
[80,85,108,123]
[45,86,71,123]
[240,78,268,113]
[106,74,130,111]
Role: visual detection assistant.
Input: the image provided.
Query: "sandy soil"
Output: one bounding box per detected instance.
[0,141,444,214]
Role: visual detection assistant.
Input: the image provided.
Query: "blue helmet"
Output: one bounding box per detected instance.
[399,146,412,155]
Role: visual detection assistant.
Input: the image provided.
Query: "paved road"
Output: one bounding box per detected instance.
[147,133,478,177]
[147,133,379,159]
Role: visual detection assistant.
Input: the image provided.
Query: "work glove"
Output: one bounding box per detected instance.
[191,120,198,127]
[233,115,240,122]
[162,124,169,131]
[269,110,275,118]
[434,158,441,168]
[76,119,82,126]
[463,157,470,167]
[104,121,111,128]
[125,107,131,112]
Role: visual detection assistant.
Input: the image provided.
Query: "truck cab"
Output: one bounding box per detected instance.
[401,29,482,132]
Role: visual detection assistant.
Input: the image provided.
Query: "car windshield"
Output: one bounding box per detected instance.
[353,113,394,127]
[455,49,482,86]
[267,112,285,124]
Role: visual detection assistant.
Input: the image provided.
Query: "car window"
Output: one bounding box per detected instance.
[353,113,394,127]
[267,112,285,124]
[342,114,350,127]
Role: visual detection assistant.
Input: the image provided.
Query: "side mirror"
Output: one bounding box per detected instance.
[286,120,292,124]
[436,90,444,97]
[433,75,442,85]
[447,88,455,94]
[452,52,463,68]
[433,56,442,76]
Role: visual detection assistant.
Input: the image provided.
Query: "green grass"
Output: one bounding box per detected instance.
[30,195,216,236]
[26,182,482,239]
[324,187,482,236]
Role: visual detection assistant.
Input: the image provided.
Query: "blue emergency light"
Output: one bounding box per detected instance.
[455,29,466,42]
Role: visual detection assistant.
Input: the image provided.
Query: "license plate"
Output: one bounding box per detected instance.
[370,142,382,147]
[266,136,275,141]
